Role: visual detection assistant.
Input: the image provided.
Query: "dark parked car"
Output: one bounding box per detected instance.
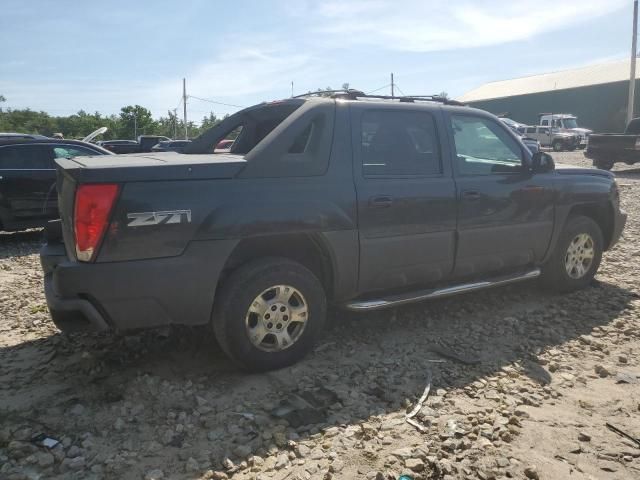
[0,132,50,140]
[151,140,192,153]
[99,139,139,154]
[100,136,171,154]
[585,118,640,170]
[0,138,112,231]
[41,91,626,371]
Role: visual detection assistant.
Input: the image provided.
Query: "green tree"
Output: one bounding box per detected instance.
[119,105,154,139]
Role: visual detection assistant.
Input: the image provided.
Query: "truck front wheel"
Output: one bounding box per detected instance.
[212,258,327,371]
[552,140,564,152]
[540,215,603,293]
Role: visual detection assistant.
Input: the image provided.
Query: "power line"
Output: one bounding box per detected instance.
[366,84,391,95]
[188,95,245,109]
[395,85,407,97]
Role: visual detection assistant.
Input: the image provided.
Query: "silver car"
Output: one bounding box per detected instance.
[522,126,578,152]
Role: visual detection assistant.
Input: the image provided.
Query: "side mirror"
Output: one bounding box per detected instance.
[531,151,555,173]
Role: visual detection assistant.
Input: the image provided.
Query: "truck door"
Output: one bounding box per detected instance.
[0,144,57,221]
[351,104,457,293]
[446,113,555,277]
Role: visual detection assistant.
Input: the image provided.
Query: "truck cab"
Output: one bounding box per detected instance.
[538,113,592,149]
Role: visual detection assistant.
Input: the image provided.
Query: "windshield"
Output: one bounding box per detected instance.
[562,118,578,129]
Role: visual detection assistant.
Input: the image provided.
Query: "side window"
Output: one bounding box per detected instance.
[525,127,536,134]
[539,127,550,134]
[541,119,549,126]
[53,145,97,158]
[361,110,441,176]
[0,145,53,169]
[450,115,523,175]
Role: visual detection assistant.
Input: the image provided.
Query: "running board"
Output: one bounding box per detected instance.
[344,268,541,311]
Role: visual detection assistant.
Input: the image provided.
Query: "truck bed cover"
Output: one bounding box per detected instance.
[55,152,246,183]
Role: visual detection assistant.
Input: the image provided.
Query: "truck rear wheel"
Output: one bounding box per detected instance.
[212,257,327,371]
[552,140,564,152]
[540,215,603,293]
[594,159,614,171]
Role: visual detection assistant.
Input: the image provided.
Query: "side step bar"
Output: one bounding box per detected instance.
[344,268,541,311]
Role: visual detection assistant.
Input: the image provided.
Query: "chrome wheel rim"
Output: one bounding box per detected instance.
[245,285,308,352]
[564,233,595,279]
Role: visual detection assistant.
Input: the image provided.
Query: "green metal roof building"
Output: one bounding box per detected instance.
[458,59,640,133]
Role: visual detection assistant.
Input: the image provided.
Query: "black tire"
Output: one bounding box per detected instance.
[552,140,563,152]
[212,257,327,372]
[540,215,603,293]
[594,159,614,171]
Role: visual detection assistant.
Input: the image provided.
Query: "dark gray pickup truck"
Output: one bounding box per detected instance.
[40,91,627,371]
[585,118,640,170]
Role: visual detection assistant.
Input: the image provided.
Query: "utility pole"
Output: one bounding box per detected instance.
[628,0,639,125]
[133,114,137,140]
[183,78,188,140]
[390,73,395,98]
[173,108,178,139]
[291,81,294,98]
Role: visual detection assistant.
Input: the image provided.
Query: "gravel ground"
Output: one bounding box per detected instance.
[1,151,639,480]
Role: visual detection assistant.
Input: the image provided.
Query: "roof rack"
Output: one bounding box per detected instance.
[293,89,466,106]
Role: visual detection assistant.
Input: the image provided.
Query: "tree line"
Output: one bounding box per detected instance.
[0,96,225,140]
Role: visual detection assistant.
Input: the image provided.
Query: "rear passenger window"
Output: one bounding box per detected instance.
[361,110,441,176]
[0,145,54,169]
[525,127,536,134]
[53,146,97,158]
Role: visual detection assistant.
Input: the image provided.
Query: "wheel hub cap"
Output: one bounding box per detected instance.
[564,233,595,279]
[245,285,308,352]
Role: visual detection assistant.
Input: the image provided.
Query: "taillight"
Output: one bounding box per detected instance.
[74,184,119,262]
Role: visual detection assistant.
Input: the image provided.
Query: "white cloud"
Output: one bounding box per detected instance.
[308,0,628,51]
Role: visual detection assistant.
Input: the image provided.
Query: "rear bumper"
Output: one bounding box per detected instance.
[40,240,236,333]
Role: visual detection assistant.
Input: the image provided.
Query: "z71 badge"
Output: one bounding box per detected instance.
[126,210,192,227]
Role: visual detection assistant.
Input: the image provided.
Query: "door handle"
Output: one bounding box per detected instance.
[462,190,482,201]
[369,195,393,208]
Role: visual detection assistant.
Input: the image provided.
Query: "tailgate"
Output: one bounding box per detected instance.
[588,134,637,150]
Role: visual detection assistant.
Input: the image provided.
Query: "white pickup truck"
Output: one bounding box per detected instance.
[538,113,592,149]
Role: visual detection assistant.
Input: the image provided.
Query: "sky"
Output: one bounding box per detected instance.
[0,0,634,123]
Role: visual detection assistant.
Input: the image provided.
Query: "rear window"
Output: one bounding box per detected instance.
[0,144,54,169]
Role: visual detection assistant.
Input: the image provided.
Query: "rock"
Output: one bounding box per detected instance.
[618,355,628,364]
[405,458,425,472]
[296,444,311,458]
[114,418,125,431]
[69,404,86,416]
[496,457,510,468]
[275,453,290,470]
[329,459,345,473]
[578,432,591,442]
[594,364,610,378]
[524,465,539,479]
[185,457,199,472]
[391,447,414,459]
[61,456,86,471]
[145,469,164,480]
[233,444,252,458]
[66,445,83,458]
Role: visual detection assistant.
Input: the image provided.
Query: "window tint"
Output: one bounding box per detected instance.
[541,120,549,126]
[525,127,535,134]
[53,145,97,158]
[539,127,550,134]
[450,115,522,175]
[361,110,441,176]
[289,124,313,154]
[0,145,53,169]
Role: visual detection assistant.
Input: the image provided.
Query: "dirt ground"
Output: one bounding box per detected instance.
[1,151,639,480]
